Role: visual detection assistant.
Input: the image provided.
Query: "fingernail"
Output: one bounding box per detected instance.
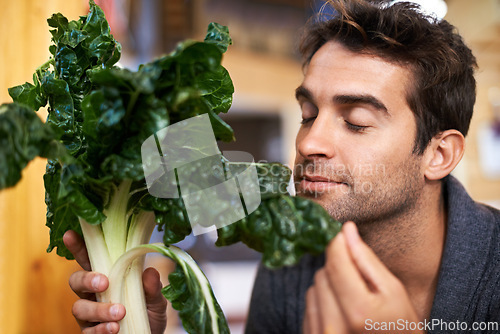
[110,304,121,318]
[106,322,114,333]
[91,275,101,290]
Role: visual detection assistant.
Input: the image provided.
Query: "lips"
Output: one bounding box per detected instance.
[296,174,348,193]
[299,174,346,184]
[303,175,337,183]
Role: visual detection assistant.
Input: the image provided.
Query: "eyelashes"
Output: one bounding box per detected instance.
[344,120,369,132]
[300,118,370,133]
[300,117,316,125]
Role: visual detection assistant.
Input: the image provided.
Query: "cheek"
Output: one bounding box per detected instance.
[347,153,381,179]
[345,141,406,180]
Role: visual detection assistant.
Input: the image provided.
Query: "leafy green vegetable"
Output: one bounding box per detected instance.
[1,1,341,333]
[217,194,341,268]
[0,103,66,189]
[4,2,237,332]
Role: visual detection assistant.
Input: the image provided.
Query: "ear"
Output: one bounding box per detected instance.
[423,129,465,181]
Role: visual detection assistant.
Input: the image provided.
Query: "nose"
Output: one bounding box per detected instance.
[296,114,336,160]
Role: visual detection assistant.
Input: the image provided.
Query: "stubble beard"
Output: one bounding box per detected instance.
[294,154,424,230]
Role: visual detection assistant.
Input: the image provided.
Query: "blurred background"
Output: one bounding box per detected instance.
[0,0,499,333]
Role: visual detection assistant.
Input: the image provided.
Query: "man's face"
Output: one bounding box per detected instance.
[294,41,425,226]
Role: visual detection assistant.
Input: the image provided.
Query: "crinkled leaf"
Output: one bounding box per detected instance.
[217,195,341,268]
[204,22,232,53]
[215,163,341,268]
[80,0,121,66]
[198,66,234,114]
[8,79,47,111]
[142,160,292,245]
[0,103,64,189]
[55,46,84,86]
[45,160,108,258]
[47,12,70,41]
[163,266,229,334]
[150,246,229,334]
[44,160,80,259]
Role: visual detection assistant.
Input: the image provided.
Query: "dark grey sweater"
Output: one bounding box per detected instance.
[245,176,500,333]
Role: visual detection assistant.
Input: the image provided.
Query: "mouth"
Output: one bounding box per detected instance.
[296,174,349,194]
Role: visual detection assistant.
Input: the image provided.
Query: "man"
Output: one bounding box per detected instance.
[67,0,500,333]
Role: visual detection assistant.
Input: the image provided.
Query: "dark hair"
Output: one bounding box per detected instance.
[300,0,477,154]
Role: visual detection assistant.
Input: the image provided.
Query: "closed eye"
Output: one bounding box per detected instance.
[345,120,369,132]
[300,116,316,125]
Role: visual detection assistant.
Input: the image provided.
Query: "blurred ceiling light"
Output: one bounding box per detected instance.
[390,0,448,20]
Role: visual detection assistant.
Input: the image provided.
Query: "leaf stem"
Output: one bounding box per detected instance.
[107,243,225,334]
[102,179,132,262]
[78,218,112,302]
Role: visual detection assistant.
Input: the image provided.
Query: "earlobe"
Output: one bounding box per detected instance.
[424,130,465,181]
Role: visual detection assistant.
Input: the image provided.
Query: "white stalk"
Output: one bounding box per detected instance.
[123,257,150,333]
[108,243,222,334]
[126,211,156,250]
[102,179,132,262]
[122,211,156,333]
[80,184,158,333]
[79,218,112,302]
[108,246,155,333]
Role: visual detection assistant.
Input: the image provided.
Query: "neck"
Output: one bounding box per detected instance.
[357,180,447,321]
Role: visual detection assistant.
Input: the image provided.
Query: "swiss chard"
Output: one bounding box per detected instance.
[1,1,341,333]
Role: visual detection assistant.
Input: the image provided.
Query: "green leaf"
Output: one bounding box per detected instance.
[198,66,234,114]
[146,244,229,334]
[215,163,341,268]
[0,103,64,189]
[204,22,232,53]
[55,46,84,86]
[47,12,70,41]
[44,160,81,259]
[145,161,292,246]
[208,109,235,142]
[80,0,121,66]
[217,195,342,268]
[8,81,47,111]
[163,267,229,334]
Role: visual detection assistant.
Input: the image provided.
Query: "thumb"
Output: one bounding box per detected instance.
[143,267,168,334]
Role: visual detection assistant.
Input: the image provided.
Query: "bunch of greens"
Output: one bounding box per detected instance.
[0,1,341,333]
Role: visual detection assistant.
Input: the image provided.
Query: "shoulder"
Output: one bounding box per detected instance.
[441,175,500,323]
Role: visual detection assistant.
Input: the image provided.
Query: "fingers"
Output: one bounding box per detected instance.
[342,222,391,292]
[143,267,166,311]
[143,267,168,334]
[323,228,378,330]
[81,322,119,334]
[314,269,346,334]
[69,271,109,300]
[304,285,321,334]
[64,230,91,271]
[324,231,370,302]
[72,299,125,331]
[304,269,348,334]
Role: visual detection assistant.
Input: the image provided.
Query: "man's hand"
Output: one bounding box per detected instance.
[303,222,421,334]
[63,230,167,334]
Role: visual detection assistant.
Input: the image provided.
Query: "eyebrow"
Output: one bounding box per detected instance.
[295,85,313,102]
[334,94,389,115]
[295,85,390,116]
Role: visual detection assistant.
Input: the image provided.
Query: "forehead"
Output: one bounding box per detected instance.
[303,41,413,109]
